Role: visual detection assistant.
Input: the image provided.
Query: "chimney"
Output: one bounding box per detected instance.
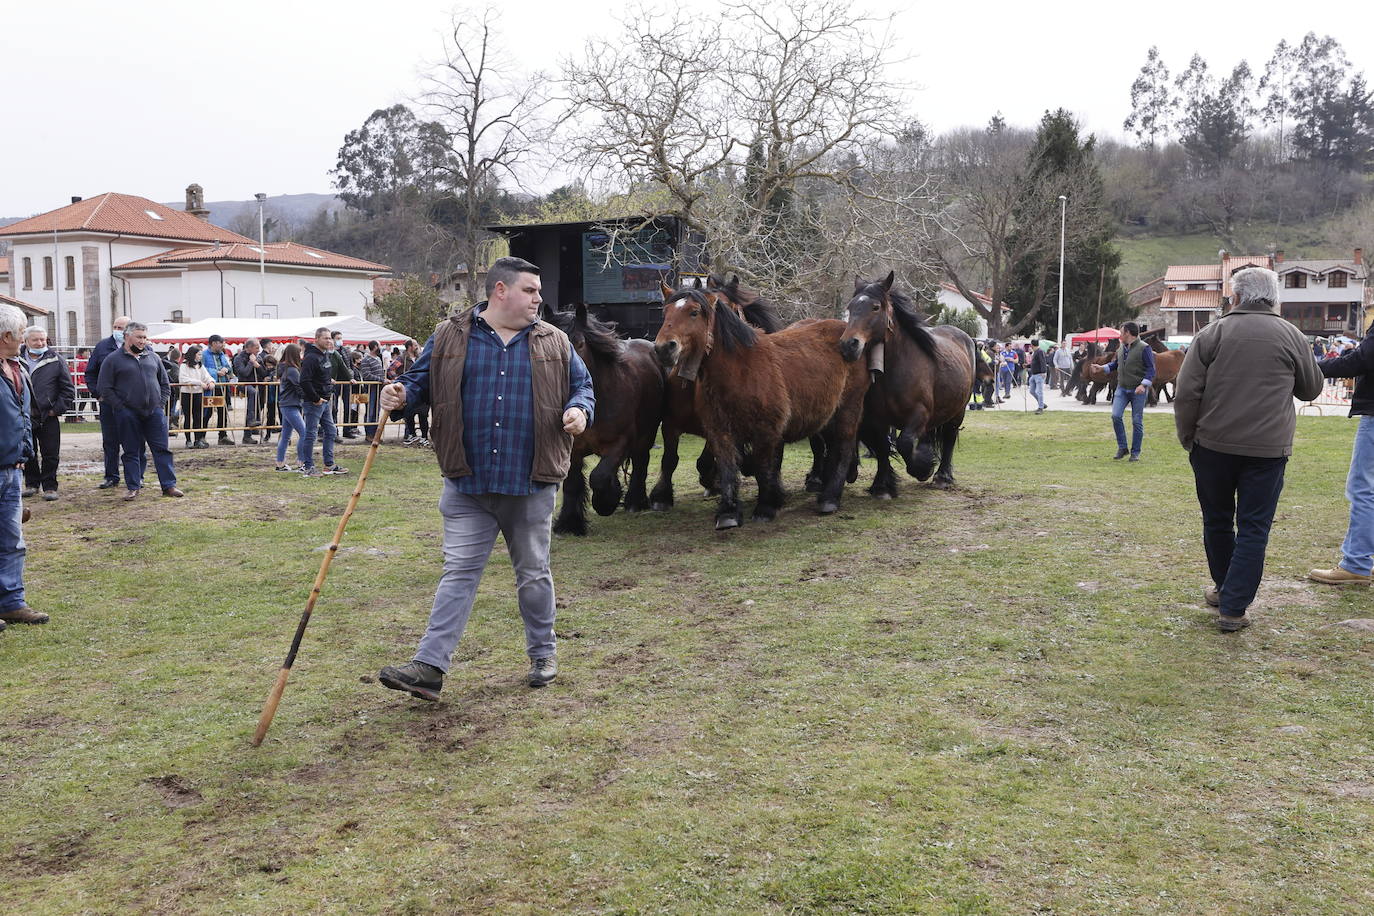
[1275,249,1284,263]
[71,196,82,204]
[184,183,211,221]
[1355,248,1364,266]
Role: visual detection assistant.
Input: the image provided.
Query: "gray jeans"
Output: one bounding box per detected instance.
[414,481,558,672]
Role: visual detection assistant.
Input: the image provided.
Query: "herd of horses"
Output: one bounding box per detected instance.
[544,273,977,534]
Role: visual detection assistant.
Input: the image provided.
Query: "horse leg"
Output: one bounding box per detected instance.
[697,444,719,497]
[552,456,589,536]
[932,419,962,489]
[713,447,744,531]
[750,441,784,522]
[817,428,857,515]
[650,425,680,511]
[862,423,898,500]
[804,434,826,492]
[622,433,654,513]
[588,449,626,517]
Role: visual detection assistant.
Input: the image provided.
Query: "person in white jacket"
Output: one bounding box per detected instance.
[178,345,217,449]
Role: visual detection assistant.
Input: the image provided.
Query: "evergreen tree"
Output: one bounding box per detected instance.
[1005,110,1127,338]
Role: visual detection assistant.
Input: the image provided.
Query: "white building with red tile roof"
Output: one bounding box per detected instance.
[1,187,390,346]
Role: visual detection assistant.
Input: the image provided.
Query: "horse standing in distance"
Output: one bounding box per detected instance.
[839,272,977,494]
[653,287,869,530]
[544,304,664,536]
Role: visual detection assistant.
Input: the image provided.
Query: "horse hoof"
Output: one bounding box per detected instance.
[715,516,741,530]
[650,501,672,512]
[553,523,588,537]
[870,491,893,500]
[816,500,839,515]
[752,509,778,522]
[931,477,954,490]
[804,477,822,493]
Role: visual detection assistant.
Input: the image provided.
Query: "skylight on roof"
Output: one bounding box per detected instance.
[144,210,164,221]
[305,250,325,260]
[248,246,263,254]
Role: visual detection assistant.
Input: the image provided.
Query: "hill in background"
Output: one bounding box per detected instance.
[0,192,342,234]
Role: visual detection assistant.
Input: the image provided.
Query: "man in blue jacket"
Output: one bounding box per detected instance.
[1309,332,1374,587]
[96,322,184,501]
[83,315,130,489]
[202,334,236,445]
[0,303,46,629]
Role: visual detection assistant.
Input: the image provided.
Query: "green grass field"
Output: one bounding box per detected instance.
[3,411,1372,914]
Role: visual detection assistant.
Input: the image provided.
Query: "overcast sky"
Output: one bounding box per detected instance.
[7,0,1370,217]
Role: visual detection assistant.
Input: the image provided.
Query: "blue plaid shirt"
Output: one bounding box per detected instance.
[398,309,595,495]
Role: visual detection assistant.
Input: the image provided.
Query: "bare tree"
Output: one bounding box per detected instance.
[559,0,943,315]
[932,126,1101,340]
[420,7,547,304]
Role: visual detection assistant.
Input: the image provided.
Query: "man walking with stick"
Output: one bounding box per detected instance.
[376,256,595,698]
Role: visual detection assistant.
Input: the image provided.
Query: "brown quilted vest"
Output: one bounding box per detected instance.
[428,307,575,483]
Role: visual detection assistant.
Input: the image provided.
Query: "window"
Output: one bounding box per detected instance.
[21,257,31,290]
[66,311,77,344]
[42,256,53,290]
[64,255,75,290]
[1329,271,1348,289]
[319,310,337,317]
[170,309,184,323]
[45,313,56,341]
[1285,272,1307,289]
[1328,304,1346,322]
[1177,310,1214,334]
[1187,283,1204,290]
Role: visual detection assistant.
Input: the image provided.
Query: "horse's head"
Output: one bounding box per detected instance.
[840,271,896,363]
[655,286,718,381]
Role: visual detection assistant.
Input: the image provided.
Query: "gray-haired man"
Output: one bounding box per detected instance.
[1174,267,1323,631]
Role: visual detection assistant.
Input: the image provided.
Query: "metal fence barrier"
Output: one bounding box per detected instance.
[1299,379,1356,416]
[161,379,401,437]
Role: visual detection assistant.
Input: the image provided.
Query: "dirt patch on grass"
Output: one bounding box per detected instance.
[1256,577,1322,609]
[12,830,91,875]
[145,774,204,808]
[1327,781,1374,799]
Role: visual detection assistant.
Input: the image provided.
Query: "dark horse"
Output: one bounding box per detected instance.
[839,272,977,493]
[544,304,664,536]
[648,276,787,511]
[654,287,869,529]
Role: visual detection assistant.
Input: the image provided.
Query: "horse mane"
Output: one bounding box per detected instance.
[709,274,785,333]
[544,304,626,363]
[886,288,939,360]
[710,294,759,352]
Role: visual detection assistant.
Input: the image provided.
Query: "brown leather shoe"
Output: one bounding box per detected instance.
[0,605,49,624]
[162,486,185,498]
[123,489,139,501]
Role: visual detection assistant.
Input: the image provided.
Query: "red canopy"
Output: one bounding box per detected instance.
[1070,327,1121,344]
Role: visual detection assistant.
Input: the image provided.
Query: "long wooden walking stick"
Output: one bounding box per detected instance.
[252,411,390,747]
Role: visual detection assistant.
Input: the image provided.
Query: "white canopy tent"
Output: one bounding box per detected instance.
[148,315,411,348]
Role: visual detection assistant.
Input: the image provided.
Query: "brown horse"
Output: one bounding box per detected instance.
[839,272,977,494]
[653,287,869,529]
[649,276,788,511]
[544,304,665,536]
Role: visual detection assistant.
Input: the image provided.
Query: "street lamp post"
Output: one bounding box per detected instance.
[1056,194,1067,347]
[255,193,267,310]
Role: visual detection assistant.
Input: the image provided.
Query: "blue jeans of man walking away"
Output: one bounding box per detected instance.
[1189,443,1287,617]
[1339,415,1374,576]
[1029,372,1046,409]
[116,407,177,491]
[1112,386,1147,456]
[0,468,26,611]
[414,482,558,672]
[299,401,336,471]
